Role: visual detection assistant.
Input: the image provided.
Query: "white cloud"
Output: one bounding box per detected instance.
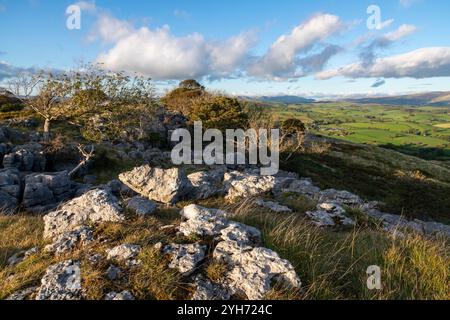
[96,22,258,80]
[248,14,344,80]
[383,24,417,41]
[87,14,134,43]
[316,47,450,79]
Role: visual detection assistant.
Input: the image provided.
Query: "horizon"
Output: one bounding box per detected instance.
[1,0,450,98]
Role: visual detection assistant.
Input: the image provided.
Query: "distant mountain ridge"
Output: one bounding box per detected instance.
[344,91,450,106]
[252,95,316,104]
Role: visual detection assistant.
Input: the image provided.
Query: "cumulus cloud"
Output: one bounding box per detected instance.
[0,61,45,81]
[359,24,417,65]
[316,47,450,79]
[92,13,344,81]
[247,14,344,80]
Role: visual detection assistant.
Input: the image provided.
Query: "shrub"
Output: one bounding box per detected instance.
[161,80,206,116]
[0,103,24,113]
[190,95,249,131]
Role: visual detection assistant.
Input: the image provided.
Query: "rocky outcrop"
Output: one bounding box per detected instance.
[187,167,226,200]
[43,189,123,239]
[219,222,262,246]
[36,260,81,300]
[306,202,354,227]
[0,168,20,211]
[163,243,207,275]
[23,171,73,213]
[119,165,191,204]
[192,276,231,301]
[3,143,46,172]
[213,241,301,300]
[7,247,38,266]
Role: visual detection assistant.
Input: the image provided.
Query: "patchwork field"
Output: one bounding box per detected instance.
[267,103,450,160]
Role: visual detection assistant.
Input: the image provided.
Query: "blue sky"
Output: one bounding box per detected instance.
[1,0,450,98]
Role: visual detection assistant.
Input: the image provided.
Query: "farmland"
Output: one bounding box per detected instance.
[267,102,450,160]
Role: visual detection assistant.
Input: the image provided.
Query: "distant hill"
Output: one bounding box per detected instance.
[254,95,315,104]
[345,91,450,106]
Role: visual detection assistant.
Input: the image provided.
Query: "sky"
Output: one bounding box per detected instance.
[1,0,450,98]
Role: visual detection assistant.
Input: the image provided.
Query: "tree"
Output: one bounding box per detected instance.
[190,95,248,131]
[8,71,73,141]
[280,118,307,160]
[161,79,206,116]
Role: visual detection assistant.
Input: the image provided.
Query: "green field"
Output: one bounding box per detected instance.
[268,102,450,160]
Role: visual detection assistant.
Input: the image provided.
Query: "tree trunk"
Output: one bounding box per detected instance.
[43,118,51,142]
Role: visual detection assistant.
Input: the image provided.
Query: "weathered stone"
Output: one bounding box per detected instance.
[163,243,206,275]
[319,189,363,206]
[0,168,20,212]
[178,204,229,237]
[306,202,354,227]
[187,167,226,200]
[119,165,191,204]
[45,226,94,255]
[213,241,301,300]
[6,286,38,300]
[219,222,262,246]
[106,244,141,266]
[276,178,321,197]
[191,276,231,301]
[43,188,123,239]
[126,196,157,216]
[36,260,81,300]
[254,198,292,213]
[107,265,122,281]
[224,171,277,201]
[105,291,135,300]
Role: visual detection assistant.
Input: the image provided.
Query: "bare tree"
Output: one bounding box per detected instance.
[69,144,95,178]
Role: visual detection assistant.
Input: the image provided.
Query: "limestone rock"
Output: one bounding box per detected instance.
[7,247,38,266]
[178,204,229,237]
[187,167,226,200]
[254,198,292,213]
[191,276,231,301]
[319,189,363,206]
[106,244,141,266]
[45,226,94,255]
[224,171,277,201]
[43,188,123,239]
[107,265,122,281]
[126,196,157,216]
[306,202,354,227]
[119,165,191,204]
[0,168,20,212]
[219,222,262,246]
[36,260,81,300]
[105,291,135,300]
[163,243,206,275]
[213,241,301,300]
[6,286,38,300]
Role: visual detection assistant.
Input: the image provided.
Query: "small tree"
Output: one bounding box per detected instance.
[161,79,206,116]
[8,71,73,141]
[280,118,307,160]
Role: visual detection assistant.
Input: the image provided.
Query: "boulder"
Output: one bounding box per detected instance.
[43,188,123,239]
[219,222,262,246]
[224,170,277,201]
[275,178,321,197]
[306,202,354,227]
[178,204,229,237]
[187,167,226,200]
[36,260,81,300]
[6,286,38,300]
[213,241,301,300]
[119,165,191,204]
[7,247,38,266]
[3,143,46,172]
[107,265,122,281]
[163,243,207,276]
[126,196,157,216]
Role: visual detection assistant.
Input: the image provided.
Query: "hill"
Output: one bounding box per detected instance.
[345,91,450,106]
